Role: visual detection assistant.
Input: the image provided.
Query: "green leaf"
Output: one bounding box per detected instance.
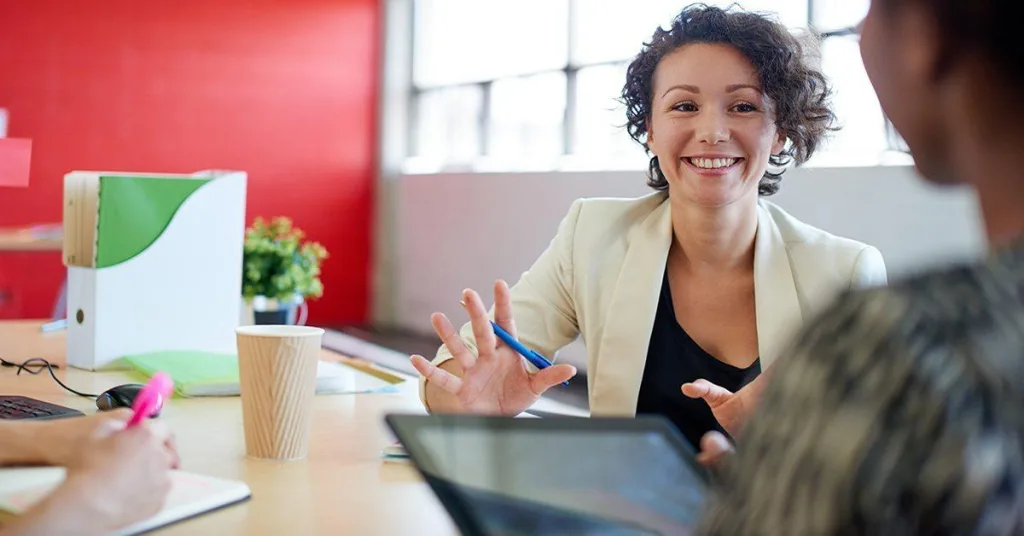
[240,216,328,300]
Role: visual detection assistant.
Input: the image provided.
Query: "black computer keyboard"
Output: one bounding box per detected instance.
[0,396,84,420]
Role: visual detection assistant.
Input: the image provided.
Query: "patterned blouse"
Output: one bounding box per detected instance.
[700,244,1024,535]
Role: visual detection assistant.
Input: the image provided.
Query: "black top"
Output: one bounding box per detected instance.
[636,270,761,449]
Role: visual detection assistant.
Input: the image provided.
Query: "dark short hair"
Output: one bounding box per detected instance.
[879,0,1022,85]
[621,3,837,196]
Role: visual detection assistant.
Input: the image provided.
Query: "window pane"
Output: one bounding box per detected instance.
[716,0,808,28]
[571,0,810,66]
[414,85,484,162]
[572,63,643,159]
[570,0,683,66]
[487,72,566,160]
[812,35,887,163]
[812,0,869,31]
[414,0,569,88]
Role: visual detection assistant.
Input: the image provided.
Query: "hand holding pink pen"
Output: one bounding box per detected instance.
[29,373,180,534]
[126,372,174,428]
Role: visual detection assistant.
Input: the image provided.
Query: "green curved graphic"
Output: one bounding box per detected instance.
[95,176,211,268]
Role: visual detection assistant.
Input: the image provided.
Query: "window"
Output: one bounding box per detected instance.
[412,0,569,87]
[813,34,888,164]
[413,85,484,162]
[570,1,686,67]
[811,0,869,32]
[572,63,637,160]
[488,72,567,162]
[406,0,899,172]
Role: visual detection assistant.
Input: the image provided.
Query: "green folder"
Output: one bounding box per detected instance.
[122,350,402,397]
[122,351,242,397]
[95,175,210,268]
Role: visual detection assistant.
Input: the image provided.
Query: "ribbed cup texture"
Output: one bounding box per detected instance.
[236,328,322,460]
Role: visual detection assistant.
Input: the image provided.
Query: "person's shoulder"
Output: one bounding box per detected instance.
[760,198,878,261]
[573,191,668,216]
[814,249,1024,338]
[890,250,1024,321]
[570,191,669,232]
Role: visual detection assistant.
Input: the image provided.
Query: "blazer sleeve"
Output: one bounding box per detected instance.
[420,200,585,403]
[850,246,887,289]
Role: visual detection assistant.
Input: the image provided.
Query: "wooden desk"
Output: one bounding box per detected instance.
[0,320,459,535]
[0,227,62,252]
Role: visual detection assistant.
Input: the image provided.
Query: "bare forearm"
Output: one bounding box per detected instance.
[0,505,86,536]
[0,477,106,536]
[424,361,468,413]
[0,422,51,467]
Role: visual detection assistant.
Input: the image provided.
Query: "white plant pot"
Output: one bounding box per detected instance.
[240,294,307,326]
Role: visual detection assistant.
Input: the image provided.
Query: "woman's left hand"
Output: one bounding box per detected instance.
[681,375,766,436]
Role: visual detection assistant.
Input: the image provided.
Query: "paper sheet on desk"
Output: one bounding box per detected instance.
[381,411,550,464]
[0,467,250,536]
[122,351,403,397]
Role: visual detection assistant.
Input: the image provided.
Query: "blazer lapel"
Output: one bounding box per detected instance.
[753,200,803,369]
[590,197,673,416]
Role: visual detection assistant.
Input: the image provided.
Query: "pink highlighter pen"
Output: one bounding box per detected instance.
[125,372,174,428]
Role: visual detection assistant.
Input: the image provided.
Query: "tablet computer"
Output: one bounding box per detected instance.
[385,414,709,536]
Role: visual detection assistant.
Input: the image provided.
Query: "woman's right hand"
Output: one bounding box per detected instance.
[411,280,577,416]
[54,418,176,534]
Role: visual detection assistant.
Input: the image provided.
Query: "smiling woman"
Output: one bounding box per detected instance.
[644,43,789,208]
[622,6,836,197]
[412,3,886,454]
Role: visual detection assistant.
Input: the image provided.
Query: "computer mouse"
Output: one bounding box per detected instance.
[95,383,162,417]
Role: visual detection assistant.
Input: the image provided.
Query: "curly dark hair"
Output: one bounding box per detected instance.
[621,3,837,196]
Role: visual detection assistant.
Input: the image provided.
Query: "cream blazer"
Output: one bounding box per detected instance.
[423,192,887,416]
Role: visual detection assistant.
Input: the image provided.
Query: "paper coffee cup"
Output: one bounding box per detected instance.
[236,325,324,460]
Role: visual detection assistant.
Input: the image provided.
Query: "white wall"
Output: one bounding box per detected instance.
[375,165,986,367]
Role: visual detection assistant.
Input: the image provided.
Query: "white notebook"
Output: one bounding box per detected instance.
[0,467,251,535]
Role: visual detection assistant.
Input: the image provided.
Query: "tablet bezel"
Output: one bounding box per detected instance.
[384,413,710,536]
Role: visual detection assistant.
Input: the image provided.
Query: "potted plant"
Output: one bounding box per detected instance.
[241,217,328,325]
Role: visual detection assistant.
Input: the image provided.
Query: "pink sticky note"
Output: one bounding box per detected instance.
[0,138,32,188]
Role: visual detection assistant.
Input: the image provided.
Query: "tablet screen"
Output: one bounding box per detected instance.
[390,416,707,535]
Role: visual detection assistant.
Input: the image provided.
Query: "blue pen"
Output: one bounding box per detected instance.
[460,300,568,386]
[488,320,569,387]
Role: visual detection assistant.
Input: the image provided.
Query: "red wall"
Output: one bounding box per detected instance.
[0,0,379,325]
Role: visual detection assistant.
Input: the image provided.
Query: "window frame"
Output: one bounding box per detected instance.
[404,0,905,171]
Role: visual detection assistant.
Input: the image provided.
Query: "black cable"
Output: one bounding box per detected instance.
[0,357,98,398]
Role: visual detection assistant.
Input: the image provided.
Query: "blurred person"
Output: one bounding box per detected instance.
[699,0,1024,533]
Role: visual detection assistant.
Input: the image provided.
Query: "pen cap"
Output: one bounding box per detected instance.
[126,372,173,427]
